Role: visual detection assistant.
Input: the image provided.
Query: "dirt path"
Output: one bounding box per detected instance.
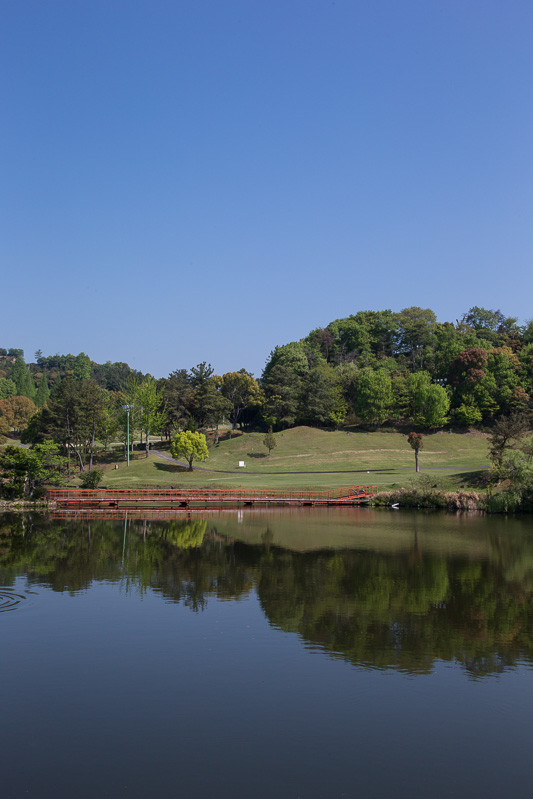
[151,449,222,472]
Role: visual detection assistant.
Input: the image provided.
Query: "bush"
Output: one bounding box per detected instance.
[79,468,104,489]
[483,488,533,513]
[373,487,482,511]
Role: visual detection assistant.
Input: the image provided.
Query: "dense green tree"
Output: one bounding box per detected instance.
[390,371,410,421]
[170,430,209,471]
[221,370,262,430]
[23,377,108,472]
[302,365,346,427]
[0,440,66,498]
[354,369,393,425]
[136,376,167,457]
[189,362,216,426]
[396,307,437,369]
[323,310,397,365]
[201,377,233,430]
[407,372,449,427]
[454,398,483,427]
[522,320,533,345]
[486,347,521,415]
[72,352,92,381]
[471,375,500,421]
[0,378,16,400]
[11,357,36,400]
[87,360,141,391]
[162,369,195,433]
[79,468,104,489]
[337,362,360,416]
[462,306,505,333]
[432,322,464,377]
[304,327,336,363]
[34,373,50,407]
[262,343,310,427]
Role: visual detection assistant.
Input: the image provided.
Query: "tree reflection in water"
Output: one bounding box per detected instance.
[1,512,533,677]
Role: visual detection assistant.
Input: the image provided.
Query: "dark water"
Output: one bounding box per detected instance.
[1,508,533,799]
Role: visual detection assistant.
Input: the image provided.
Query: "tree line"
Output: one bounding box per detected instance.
[1,305,532,469]
[261,305,533,429]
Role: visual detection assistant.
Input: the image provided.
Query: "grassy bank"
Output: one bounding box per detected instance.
[90,426,490,493]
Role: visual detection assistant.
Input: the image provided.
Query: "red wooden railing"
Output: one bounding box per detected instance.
[48,485,378,506]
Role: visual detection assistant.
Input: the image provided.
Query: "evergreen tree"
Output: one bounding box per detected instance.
[11,357,36,400]
[0,378,16,400]
[35,374,50,407]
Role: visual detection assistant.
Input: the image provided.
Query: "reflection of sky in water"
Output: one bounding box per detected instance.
[2,572,533,799]
[2,512,533,797]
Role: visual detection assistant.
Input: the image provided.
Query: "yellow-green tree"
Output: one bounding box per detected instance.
[170,430,209,471]
[136,376,167,458]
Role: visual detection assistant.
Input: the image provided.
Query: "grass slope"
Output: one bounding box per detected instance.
[99,427,490,491]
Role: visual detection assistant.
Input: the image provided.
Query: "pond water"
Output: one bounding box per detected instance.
[1,507,533,798]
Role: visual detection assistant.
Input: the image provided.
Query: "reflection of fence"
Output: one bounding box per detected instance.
[48,485,378,509]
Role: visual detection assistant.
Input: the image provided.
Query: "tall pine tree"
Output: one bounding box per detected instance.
[35,374,50,407]
[11,357,36,401]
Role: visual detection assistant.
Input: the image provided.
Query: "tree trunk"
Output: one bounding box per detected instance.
[70,442,84,472]
[415,448,419,472]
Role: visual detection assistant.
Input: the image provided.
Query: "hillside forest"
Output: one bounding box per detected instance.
[1,307,533,473]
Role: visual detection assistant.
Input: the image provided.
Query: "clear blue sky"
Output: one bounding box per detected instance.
[2,0,532,378]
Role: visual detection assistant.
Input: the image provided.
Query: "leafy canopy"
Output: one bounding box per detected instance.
[170,430,209,471]
[0,441,66,498]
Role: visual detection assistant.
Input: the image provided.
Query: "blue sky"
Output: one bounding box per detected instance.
[2,0,532,378]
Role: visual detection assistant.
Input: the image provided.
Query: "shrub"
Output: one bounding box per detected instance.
[79,468,104,489]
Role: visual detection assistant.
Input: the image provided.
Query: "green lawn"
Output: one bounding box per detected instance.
[96,426,490,492]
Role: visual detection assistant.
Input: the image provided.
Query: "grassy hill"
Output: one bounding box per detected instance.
[99,426,490,492]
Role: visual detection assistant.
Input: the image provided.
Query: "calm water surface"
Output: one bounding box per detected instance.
[1,508,533,799]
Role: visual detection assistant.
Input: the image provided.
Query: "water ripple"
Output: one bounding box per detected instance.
[0,589,28,612]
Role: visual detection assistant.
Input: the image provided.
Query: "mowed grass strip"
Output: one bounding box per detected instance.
[201,427,489,472]
[97,427,490,491]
